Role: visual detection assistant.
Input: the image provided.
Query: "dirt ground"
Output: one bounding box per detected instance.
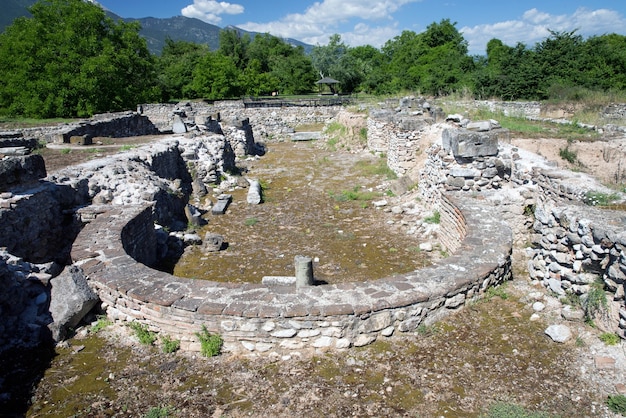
[510,136,626,185]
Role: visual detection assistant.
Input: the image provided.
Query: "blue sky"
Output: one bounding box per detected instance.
[94,0,626,55]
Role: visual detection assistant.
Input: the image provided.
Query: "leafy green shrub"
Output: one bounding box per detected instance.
[424,211,441,224]
[559,145,578,164]
[599,332,620,346]
[607,394,626,416]
[161,335,181,353]
[196,326,223,357]
[129,322,157,346]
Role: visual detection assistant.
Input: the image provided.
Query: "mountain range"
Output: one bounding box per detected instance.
[1,0,313,55]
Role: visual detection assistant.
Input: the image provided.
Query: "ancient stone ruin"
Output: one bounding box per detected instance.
[0,98,625,357]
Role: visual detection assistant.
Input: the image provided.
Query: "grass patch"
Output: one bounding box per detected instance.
[485,284,510,301]
[599,332,620,346]
[607,394,626,416]
[244,217,259,226]
[144,406,174,418]
[90,316,112,333]
[295,122,325,132]
[583,190,621,206]
[329,186,379,202]
[196,326,223,357]
[60,148,72,154]
[120,145,135,151]
[129,322,157,346]
[481,402,554,418]
[450,107,601,141]
[354,159,397,180]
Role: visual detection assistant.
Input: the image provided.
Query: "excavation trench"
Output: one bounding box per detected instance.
[173,141,433,284]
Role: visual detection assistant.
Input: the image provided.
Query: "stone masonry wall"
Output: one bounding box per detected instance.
[71,193,511,355]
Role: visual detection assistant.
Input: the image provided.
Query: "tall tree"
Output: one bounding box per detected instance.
[157,38,208,101]
[0,0,158,118]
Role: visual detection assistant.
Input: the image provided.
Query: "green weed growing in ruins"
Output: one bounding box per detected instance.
[160,335,181,354]
[584,279,608,326]
[129,321,157,346]
[196,326,223,357]
[90,315,112,333]
[606,394,626,415]
[424,210,441,224]
[599,332,620,346]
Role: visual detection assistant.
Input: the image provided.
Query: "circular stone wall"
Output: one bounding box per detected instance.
[70,192,512,355]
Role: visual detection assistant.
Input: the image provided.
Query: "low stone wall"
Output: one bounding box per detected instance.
[528,202,626,335]
[71,193,512,355]
[141,101,343,139]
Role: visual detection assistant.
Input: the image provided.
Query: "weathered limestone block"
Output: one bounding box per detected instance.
[172,115,187,134]
[203,233,224,252]
[442,128,504,159]
[48,265,99,341]
[0,155,46,191]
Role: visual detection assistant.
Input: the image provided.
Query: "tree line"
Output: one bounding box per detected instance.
[1,0,625,118]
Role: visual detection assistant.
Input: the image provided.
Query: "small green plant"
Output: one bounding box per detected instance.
[129,321,157,346]
[523,204,536,217]
[416,324,439,336]
[144,406,173,418]
[559,144,578,164]
[60,148,71,154]
[584,279,608,324]
[329,186,378,202]
[359,127,368,142]
[575,336,585,347]
[607,394,626,416]
[486,284,509,301]
[90,315,112,333]
[599,332,620,346]
[244,217,259,226]
[120,144,135,151]
[161,335,181,353]
[196,326,223,357]
[424,210,441,224]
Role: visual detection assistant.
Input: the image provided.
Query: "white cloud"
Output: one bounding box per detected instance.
[239,0,421,47]
[182,1,244,25]
[461,7,626,55]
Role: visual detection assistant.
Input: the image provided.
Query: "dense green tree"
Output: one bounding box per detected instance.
[185,52,241,99]
[311,34,364,93]
[157,38,208,101]
[580,34,626,92]
[218,28,250,70]
[347,45,387,94]
[0,0,157,118]
[269,47,317,95]
[381,20,472,95]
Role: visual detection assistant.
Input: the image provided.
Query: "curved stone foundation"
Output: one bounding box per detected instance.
[70,193,512,354]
